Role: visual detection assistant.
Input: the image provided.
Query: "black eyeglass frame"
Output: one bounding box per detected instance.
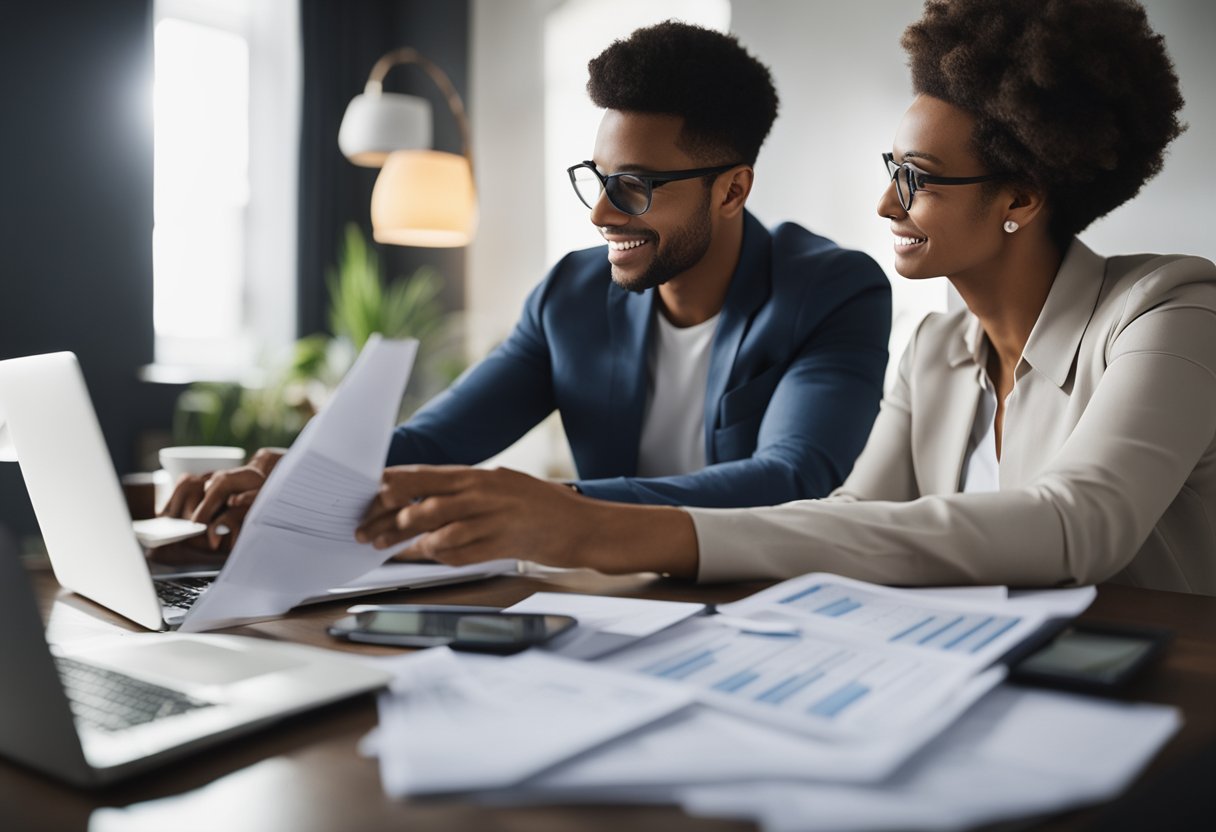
[882,152,1001,211]
[567,160,743,216]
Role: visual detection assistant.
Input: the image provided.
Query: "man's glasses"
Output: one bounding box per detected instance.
[567,161,742,216]
[882,152,1000,211]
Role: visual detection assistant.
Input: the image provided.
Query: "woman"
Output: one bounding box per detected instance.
[359,0,1216,595]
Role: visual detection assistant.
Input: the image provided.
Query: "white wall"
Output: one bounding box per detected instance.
[732,0,1216,355]
[731,1,938,368]
[469,0,1216,473]
[469,0,566,475]
[468,0,563,361]
[1081,1,1215,260]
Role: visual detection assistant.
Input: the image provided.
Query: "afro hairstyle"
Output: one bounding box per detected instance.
[902,0,1185,246]
[586,20,779,166]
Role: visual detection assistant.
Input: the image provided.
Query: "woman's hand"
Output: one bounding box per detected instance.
[356,466,594,567]
[356,465,700,577]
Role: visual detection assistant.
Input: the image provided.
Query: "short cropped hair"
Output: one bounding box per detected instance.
[902,0,1185,246]
[587,20,779,166]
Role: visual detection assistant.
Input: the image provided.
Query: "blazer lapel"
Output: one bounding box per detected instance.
[916,316,984,494]
[1019,239,1107,388]
[915,241,1105,494]
[703,213,771,461]
[606,282,655,476]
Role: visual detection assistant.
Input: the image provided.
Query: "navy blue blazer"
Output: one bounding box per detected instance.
[388,211,891,507]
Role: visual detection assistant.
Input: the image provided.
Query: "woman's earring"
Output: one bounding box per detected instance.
[1003,220,1019,233]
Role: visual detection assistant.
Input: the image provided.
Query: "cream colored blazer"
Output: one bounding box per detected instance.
[689,240,1216,595]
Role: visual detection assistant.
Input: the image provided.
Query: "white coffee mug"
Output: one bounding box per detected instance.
[158,445,247,482]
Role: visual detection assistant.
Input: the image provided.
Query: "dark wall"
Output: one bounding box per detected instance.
[298,0,472,337]
[0,0,155,541]
[0,0,472,544]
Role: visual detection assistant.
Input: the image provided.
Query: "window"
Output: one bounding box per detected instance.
[151,0,299,373]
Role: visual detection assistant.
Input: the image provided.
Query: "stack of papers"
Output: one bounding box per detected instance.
[365,648,693,795]
[360,573,1176,830]
[679,685,1179,832]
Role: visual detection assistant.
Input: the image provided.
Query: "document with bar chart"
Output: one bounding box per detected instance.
[601,574,1049,740]
[719,573,1047,669]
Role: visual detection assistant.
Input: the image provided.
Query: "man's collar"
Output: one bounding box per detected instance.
[716,210,770,317]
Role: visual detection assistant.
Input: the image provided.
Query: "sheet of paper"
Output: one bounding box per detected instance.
[179,337,418,632]
[679,685,1180,832]
[1004,585,1097,616]
[505,592,707,659]
[322,558,518,596]
[718,572,1048,669]
[486,667,1004,801]
[369,647,694,796]
[600,616,979,740]
[900,585,1008,603]
[595,573,1055,740]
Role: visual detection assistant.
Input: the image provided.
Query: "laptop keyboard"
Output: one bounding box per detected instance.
[154,576,213,610]
[55,657,215,732]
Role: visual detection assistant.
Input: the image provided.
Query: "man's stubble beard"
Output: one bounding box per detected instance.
[612,186,713,294]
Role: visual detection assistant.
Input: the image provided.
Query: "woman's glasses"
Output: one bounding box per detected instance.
[567,161,742,216]
[883,152,1000,211]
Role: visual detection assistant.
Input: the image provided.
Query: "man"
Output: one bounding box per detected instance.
[173,21,890,549]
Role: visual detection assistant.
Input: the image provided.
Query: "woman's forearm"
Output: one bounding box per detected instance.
[578,501,700,578]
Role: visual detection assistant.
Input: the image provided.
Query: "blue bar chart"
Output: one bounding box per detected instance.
[621,623,956,734]
[608,574,1048,736]
[777,583,1022,654]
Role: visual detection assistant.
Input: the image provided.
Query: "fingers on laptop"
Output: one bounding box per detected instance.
[206,504,249,551]
[248,447,286,476]
[161,473,208,519]
[191,467,266,526]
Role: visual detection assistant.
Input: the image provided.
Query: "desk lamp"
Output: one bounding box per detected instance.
[338,48,477,247]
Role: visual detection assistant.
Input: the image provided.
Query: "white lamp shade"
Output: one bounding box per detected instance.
[338,92,433,167]
[371,150,477,247]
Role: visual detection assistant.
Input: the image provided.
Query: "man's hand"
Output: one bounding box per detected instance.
[159,447,285,551]
[356,466,600,569]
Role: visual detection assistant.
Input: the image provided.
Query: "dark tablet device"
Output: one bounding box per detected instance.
[1008,619,1172,696]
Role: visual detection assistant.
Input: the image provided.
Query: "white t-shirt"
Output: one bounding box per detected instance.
[636,310,721,478]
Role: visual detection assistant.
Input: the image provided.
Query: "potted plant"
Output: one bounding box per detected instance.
[172,224,464,451]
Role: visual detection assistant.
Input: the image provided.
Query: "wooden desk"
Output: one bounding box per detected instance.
[5,563,1215,832]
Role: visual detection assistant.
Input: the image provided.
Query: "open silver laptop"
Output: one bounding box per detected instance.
[0,540,390,787]
[0,351,514,631]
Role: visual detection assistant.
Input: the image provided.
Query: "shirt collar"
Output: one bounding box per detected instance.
[945,311,983,369]
[946,238,1106,387]
[1020,238,1107,388]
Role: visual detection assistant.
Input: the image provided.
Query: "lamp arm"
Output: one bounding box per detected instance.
[366,47,473,177]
